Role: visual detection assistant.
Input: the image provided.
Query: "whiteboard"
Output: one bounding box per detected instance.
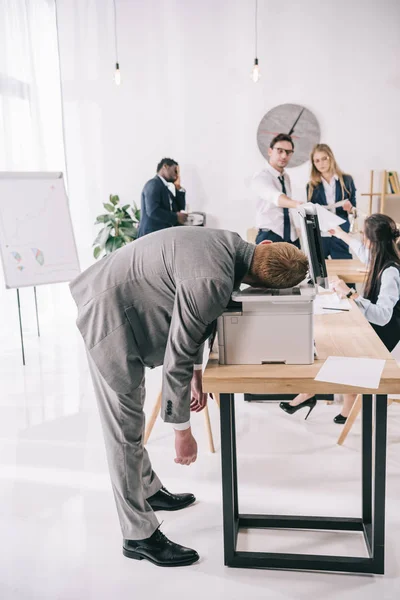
[0,172,80,288]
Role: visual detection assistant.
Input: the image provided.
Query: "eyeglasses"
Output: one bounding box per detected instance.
[274,147,294,156]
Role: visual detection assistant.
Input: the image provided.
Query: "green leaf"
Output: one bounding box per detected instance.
[94,225,112,249]
[105,236,125,254]
[95,214,112,223]
[119,226,137,238]
[103,203,115,212]
[122,234,134,243]
[133,209,141,221]
[105,237,115,253]
[121,204,130,211]
[93,246,102,259]
[93,226,106,245]
[110,195,119,205]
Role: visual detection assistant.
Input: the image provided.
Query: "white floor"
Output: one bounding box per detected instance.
[1,283,400,600]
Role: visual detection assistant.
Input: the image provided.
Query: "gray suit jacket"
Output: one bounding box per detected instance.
[70,227,255,424]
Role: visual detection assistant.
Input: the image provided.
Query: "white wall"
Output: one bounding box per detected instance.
[56,0,400,267]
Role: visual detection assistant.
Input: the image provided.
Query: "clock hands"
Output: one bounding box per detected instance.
[288,107,305,137]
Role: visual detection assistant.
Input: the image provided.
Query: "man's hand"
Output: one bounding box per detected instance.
[343,199,353,212]
[174,165,182,190]
[177,211,188,224]
[174,428,197,465]
[190,370,208,413]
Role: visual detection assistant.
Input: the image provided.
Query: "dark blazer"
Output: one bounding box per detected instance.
[307,174,356,233]
[138,175,186,237]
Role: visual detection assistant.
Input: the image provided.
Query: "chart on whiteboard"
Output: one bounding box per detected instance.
[0,173,81,288]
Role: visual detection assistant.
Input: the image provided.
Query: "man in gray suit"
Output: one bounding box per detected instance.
[70,226,308,567]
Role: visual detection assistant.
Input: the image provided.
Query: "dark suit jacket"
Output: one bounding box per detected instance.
[137,175,186,237]
[307,174,356,232]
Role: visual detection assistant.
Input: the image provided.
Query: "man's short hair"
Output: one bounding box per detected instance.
[270,134,294,150]
[157,158,178,172]
[250,242,308,289]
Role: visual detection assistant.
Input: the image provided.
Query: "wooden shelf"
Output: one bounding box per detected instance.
[361,170,400,214]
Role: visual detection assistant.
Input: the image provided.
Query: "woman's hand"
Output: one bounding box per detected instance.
[342,199,353,212]
[331,277,351,298]
[328,226,346,240]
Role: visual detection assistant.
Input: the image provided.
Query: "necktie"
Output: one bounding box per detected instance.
[278,175,290,242]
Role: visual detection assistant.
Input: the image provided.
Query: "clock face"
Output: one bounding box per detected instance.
[257,104,321,168]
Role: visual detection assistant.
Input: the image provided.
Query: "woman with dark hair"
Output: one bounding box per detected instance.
[279,214,400,423]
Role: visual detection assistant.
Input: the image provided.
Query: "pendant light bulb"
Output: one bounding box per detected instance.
[252,58,260,83]
[114,62,121,85]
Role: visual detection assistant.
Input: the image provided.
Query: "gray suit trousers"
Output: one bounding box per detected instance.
[88,355,162,540]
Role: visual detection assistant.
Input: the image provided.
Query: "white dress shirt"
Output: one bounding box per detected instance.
[158,174,175,209]
[348,238,400,327]
[321,174,339,237]
[251,163,298,241]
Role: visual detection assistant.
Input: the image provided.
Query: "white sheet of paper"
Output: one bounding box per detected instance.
[314,356,386,389]
[314,294,351,314]
[303,202,346,232]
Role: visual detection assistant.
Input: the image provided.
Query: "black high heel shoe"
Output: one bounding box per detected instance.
[333,413,347,424]
[279,396,317,420]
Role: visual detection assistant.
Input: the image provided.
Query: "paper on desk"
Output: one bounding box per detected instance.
[314,356,386,389]
[303,202,345,232]
[314,294,350,314]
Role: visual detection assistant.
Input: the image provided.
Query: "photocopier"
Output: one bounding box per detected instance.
[217,205,328,365]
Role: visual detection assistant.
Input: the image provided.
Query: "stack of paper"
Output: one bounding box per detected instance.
[314,294,350,315]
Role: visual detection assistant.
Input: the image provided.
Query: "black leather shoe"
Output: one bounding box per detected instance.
[146,486,196,511]
[279,396,317,420]
[334,413,347,424]
[123,528,199,567]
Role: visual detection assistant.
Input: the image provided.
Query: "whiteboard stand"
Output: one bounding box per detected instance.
[0,172,80,365]
[16,289,25,365]
[15,286,41,365]
[33,286,40,337]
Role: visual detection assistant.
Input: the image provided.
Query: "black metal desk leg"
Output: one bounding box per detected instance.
[230,393,239,520]
[372,395,388,574]
[219,393,239,564]
[362,395,373,529]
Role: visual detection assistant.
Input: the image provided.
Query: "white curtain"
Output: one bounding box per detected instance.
[0,0,65,172]
[0,0,67,326]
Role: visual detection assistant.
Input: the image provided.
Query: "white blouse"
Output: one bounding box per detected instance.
[348,238,400,327]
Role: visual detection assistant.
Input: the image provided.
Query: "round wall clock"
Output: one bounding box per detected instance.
[256,103,321,168]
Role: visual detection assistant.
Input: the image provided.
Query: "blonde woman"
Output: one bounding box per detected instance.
[307,144,356,260]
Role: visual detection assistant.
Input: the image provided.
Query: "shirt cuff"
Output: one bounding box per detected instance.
[193,364,203,371]
[172,420,191,431]
[354,296,370,312]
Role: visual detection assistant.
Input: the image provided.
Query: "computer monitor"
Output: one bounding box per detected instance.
[298,204,329,289]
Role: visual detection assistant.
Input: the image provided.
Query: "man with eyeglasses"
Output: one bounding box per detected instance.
[251,133,303,247]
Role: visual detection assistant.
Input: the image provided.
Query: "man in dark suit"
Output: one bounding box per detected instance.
[138,158,188,237]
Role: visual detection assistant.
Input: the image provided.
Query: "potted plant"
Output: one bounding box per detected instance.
[93,195,140,259]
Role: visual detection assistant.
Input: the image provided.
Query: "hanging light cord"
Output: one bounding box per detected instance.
[254,0,258,58]
[113,0,119,65]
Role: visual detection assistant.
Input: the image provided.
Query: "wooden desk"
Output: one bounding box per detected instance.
[203,303,400,574]
[326,258,367,284]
